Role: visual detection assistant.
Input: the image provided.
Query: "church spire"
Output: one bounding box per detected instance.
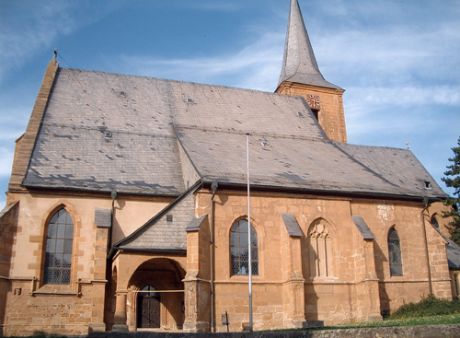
[278,0,340,90]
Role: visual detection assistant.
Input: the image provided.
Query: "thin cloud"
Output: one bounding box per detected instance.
[0,2,76,83]
[181,1,242,12]
[0,101,30,140]
[316,22,460,85]
[0,147,13,177]
[349,86,460,107]
[119,31,284,91]
[0,1,124,84]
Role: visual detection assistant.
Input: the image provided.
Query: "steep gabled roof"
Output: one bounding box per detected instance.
[336,143,444,197]
[22,67,445,200]
[23,68,320,196]
[113,181,201,253]
[175,126,445,199]
[278,0,341,90]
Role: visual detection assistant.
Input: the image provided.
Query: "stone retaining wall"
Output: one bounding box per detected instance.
[87,324,460,338]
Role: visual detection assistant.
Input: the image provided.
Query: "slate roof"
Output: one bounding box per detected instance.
[175,126,445,199]
[24,68,322,195]
[336,143,443,197]
[114,183,200,252]
[278,0,341,90]
[23,67,445,200]
[24,69,184,196]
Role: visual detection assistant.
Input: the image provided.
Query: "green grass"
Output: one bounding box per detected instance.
[330,312,460,330]
[390,295,460,319]
[325,295,460,330]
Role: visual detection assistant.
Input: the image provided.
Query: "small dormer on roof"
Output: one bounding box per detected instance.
[278,0,341,90]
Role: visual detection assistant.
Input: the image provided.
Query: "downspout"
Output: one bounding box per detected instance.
[110,190,118,250]
[210,180,218,332]
[421,197,433,295]
[109,190,118,327]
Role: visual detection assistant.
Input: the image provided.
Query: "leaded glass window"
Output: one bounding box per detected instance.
[230,219,258,276]
[44,208,74,284]
[388,228,403,276]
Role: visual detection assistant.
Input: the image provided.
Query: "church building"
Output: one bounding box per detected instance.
[0,0,457,335]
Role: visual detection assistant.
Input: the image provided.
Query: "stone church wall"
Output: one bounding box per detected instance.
[351,200,452,313]
[0,202,19,336]
[276,82,347,143]
[1,191,172,336]
[0,188,453,335]
[194,190,451,331]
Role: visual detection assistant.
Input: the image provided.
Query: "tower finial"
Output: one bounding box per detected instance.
[53,49,58,60]
[278,0,340,90]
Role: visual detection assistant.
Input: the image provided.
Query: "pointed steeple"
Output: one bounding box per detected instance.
[278,0,340,90]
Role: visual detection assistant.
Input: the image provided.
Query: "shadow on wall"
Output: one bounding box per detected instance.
[0,202,19,337]
[104,266,118,331]
[127,258,186,330]
[374,241,390,317]
[111,199,126,245]
[302,236,319,321]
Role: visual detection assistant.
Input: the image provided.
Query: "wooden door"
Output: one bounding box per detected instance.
[137,286,160,328]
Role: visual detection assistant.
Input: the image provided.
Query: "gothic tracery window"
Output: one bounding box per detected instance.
[308,220,333,278]
[43,208,74,284]
[388,228,403,276]
[230,219,258,276]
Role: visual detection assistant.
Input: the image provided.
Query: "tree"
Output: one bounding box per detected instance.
[442,137,460,245]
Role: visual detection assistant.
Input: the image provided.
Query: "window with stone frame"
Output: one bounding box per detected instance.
[388,227,403,276]
[43,208,74,284]
[230,219,258,276]
[307,220,333,278]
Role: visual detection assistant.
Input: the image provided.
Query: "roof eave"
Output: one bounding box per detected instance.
[201,178,448,202]
[21,182,182,198]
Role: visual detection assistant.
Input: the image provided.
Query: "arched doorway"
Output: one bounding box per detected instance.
[137,285,160,328]
[127,258,185,331]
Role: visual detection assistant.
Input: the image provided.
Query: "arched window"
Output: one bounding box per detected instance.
[230,219,258,276]
[388,228,403,276]
[44,208,74,284]
[307,220,333,278]
[431,215,440,229]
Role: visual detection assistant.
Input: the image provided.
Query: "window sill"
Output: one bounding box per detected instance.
[229,274,261,281]
[32,289,81,296]
[306,276,340,283]
[31,283,81,296]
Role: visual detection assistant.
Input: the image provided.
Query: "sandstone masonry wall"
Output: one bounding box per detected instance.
[276,82,347,143]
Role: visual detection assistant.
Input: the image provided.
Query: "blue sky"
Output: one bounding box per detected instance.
[0,0,459,208]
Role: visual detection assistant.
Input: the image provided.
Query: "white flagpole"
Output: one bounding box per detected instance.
[246,133,253,332]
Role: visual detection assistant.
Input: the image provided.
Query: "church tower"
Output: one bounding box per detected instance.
[276,0,347,143]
